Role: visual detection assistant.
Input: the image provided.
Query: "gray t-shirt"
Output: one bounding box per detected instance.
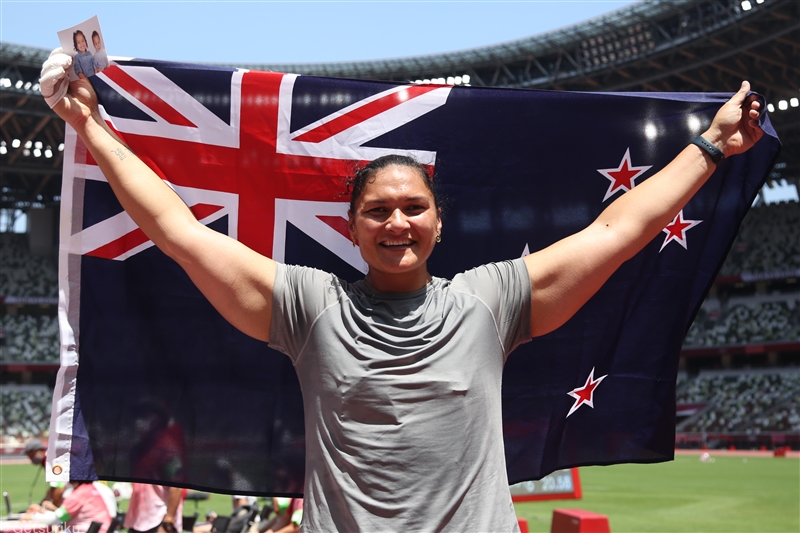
[270,259,531,532]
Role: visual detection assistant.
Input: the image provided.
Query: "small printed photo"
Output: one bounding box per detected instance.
[57,15,111,81]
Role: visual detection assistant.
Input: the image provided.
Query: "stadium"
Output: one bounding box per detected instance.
[1,0,798,531]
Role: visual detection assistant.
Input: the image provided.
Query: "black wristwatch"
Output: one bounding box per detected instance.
[161,522,177,533]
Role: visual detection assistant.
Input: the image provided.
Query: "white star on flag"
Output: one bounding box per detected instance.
[567,367,608,418]
[596,148,652,201]
[660,210,702,252]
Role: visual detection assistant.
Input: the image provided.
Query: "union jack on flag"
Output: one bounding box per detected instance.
[49,58,780,493]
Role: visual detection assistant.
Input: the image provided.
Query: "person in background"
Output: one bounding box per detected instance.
[124,483,184,533]
[193,495,258,533]
[257,498,301,533]
[62,481,118,522]
[23,438,64,509]
[21,480,112,533]
[124,399,187,533]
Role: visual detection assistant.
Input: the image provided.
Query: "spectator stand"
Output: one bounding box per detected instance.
[0,384,51,454]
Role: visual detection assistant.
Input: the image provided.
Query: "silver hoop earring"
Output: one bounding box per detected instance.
[435,234,441,243]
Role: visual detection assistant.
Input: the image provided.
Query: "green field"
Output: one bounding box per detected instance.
[515,456,800,532]
[2,456,799,532]
[0,464,238,519]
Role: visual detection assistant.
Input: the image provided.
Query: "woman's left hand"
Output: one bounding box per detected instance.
[703,81,765,158]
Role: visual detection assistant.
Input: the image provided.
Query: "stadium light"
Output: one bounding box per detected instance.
[741,1,752,10]
[12,139,21,148]
[33,149,42,158]
[15,80,22,89]
[24,140,32,149]
[58,143,65,152]
[767,103,775,112]
[0,144,6,155]
[45,148,53,158]
[778,100,788,110]
[34,141,42,149]
[790,98,799,108]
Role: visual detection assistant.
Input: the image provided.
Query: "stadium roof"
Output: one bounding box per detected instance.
[1,0,797,210]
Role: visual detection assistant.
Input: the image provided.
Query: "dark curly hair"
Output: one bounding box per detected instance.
[72,30,87,53]
[346,154,443,214]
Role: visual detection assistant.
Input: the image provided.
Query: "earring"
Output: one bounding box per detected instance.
[352,239,358,247]
[435,234,441,243]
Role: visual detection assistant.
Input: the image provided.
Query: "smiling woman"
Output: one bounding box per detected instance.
[346,155,443,293]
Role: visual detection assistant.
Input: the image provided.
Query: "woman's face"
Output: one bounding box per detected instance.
[348,165,441,291]
[76,33,87,53]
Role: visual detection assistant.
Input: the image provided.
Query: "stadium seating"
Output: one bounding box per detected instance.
[0,313,60,363]
[752,395,800,432]
[718,202,800,277]
[0,233,58,298]
[684,293,800,347]
[0,234,59,363]
[0,385,52,440]
[677,370,800,433]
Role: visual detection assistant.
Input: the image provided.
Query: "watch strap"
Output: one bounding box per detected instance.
[692,136,724,164]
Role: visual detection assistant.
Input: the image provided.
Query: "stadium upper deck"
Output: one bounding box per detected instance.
[1,0,797,210]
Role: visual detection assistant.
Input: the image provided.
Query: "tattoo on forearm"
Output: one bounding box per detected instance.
[112,147,127,161]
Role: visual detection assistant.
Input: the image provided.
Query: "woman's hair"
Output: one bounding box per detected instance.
[72,30,86,52]
[346,154,443,214]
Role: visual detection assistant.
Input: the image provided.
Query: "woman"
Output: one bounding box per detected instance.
[45,55,762,531]
[22,481,112,533]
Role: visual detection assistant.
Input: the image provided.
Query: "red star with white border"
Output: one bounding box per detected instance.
[596,148,652,201]
[659,210,702,252]
[566,367,608,418]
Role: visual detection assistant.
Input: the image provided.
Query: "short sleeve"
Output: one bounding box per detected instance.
[61,484,87,519]
[452,259,531,355]
[269,263,339,362]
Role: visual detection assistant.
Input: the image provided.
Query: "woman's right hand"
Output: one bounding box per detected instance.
[52,79,99,130]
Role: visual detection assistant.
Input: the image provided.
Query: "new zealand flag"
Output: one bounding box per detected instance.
[48,59,780,494]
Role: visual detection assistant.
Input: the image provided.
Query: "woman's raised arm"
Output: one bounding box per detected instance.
[524,81,764,338]
[52,77,276,342]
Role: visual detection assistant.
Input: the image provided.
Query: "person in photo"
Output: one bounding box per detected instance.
[92,31,108,73]
[71,30,95,79]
